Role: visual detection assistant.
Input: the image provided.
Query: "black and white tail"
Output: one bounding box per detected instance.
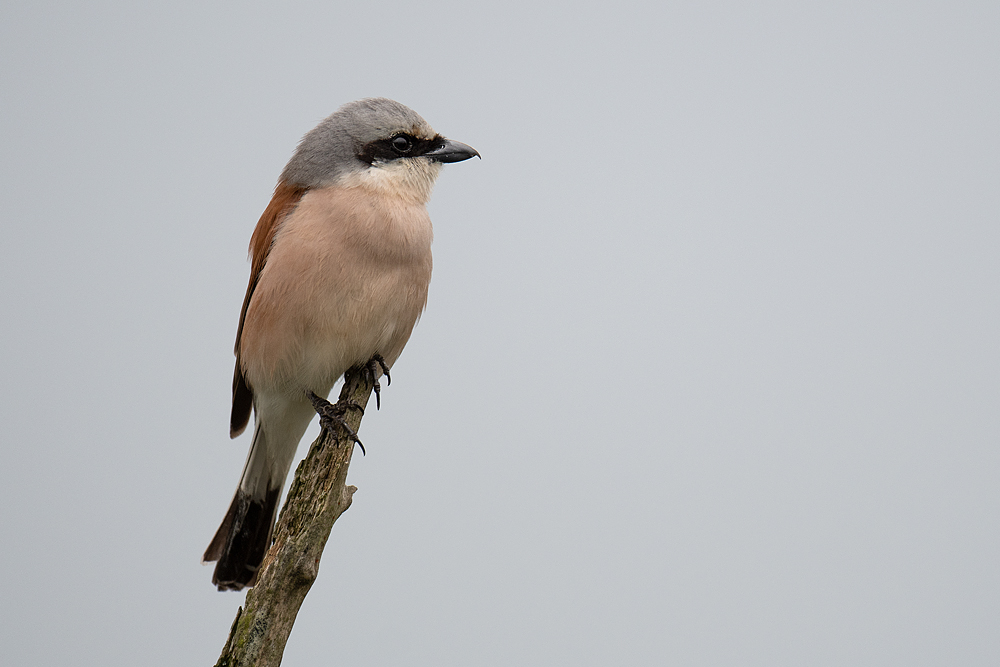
[203,423,289,591]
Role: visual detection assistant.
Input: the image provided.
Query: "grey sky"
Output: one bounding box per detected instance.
[1,2,998,665]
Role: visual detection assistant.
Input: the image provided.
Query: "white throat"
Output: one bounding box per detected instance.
[339,158,443,204]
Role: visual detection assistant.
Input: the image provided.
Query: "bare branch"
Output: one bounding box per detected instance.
[215,369,374,667]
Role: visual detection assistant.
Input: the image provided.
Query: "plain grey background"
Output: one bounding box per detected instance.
[2,1,997,665]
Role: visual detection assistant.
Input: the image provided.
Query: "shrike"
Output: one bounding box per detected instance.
[203,98,479,591]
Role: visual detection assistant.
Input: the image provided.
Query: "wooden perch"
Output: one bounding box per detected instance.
[215,368,374,667]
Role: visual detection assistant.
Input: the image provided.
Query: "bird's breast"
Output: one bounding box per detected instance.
[239,185,433,394]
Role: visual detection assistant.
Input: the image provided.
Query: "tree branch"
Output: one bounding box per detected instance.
[215,369,374,667]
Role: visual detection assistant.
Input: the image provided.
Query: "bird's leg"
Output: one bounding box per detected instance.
[308,391,366,455]
[363,353,391,410]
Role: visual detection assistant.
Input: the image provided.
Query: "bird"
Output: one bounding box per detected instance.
[203,98,479,591]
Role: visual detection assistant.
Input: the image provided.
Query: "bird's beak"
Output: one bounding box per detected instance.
[425,139,481,163]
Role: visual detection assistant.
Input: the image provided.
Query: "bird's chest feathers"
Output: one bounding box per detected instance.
[264,184,433,342]
[246,184,434,385]
[281,185,433,272]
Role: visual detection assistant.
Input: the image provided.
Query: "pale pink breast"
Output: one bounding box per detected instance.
[239,185,433,395]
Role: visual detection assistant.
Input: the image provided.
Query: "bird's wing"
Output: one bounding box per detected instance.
[230,180,307,437]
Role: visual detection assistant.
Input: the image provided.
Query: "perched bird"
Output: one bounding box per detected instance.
[203,98,479,591]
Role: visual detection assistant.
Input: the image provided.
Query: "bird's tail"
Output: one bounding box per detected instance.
[203,421,286,591]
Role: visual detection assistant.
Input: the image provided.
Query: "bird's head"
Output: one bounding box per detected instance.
[280,98,479,203]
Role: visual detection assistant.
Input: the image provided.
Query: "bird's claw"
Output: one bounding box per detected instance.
[308,391,366,455]
[364,354,391,410]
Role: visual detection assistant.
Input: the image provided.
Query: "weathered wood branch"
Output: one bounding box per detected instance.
[215,369,375,667]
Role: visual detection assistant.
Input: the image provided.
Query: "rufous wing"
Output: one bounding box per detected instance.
[230,180,308,437]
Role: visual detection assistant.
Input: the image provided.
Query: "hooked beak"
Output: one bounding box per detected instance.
[424,139,481,163]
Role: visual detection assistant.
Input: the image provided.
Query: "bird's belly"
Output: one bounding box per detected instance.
[299,276,425,388]
[242,261,429,397]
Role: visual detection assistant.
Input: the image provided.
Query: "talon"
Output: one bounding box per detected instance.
[365,354,391,409]
[308,391,366,455]
[373,353,391,386]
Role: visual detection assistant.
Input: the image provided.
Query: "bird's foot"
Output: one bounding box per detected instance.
[308,391,366,455]
[363,353,391,410]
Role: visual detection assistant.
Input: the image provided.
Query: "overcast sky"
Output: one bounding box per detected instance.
[2,2,998,665]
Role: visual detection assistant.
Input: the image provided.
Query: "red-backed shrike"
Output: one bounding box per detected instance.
[203,98,478,591]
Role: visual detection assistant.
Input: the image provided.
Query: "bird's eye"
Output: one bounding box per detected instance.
[391,135,413,153]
